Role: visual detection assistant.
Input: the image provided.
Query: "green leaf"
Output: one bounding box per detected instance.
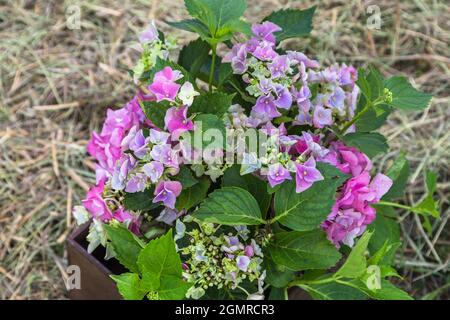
[223,165,271,217]
[335,231,372,278]
[123,187,159,212]
[367,210,400,264]
[166,19,211,40]
[342,132,388,158]
[140,100,170,129]
[368,240,400,266]
[191,113,227,149]
[110,273,146,300]
[263,258,295,288]
[385,76,432,111]
[306,282,367,300]
[351,279,413,300]
[176,176,211,211]
[268,230,341,271]
[178,38,211,78]
[104,224,143,273]
[264,7,316,42]
[273,163,348,231]
[268,287,288,300]
[413,171,439,218]
[185,0,247,36]
[366,65,385,100]
[137,230,182,291]
[173,166,198,189]
[189,92,235,117]
[193,186,265,225]
[354,90,392,132]
[157,276,191,300]
[383,153,410,200]
[355,68,371,101]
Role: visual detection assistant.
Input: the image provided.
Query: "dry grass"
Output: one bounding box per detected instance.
[0,0,449,300]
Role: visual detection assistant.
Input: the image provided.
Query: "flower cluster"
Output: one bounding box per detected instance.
[69,0,435,301]
[131,21,177,85]
[224,21,359,130]
[321,142,392,247]
[176,219,265,299]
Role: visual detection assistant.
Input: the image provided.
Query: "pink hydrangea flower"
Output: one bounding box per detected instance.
[164,106,194,140]
[295,157,324,193]
[322,141,372,177]
[323,172,393,247]
[153,180,182,209]
[149,67,182,102]
[82,179,113,221]
[113,207,142,235]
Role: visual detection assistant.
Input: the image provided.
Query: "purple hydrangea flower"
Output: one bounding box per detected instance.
[223,43,248,74]
[267,163,292,187]
[338,64,357,87]
[251,21,282,44]
[121,126,150,158]
[156,207,184,225]
[302,132,329,158]
[313,104,333,128]
[258,77,275,95]
[295,157,324,193]
[273,84,292,109]
[292,85,312,113]
[143,161,164,183]
[125,173,147,193]
[286,51,320,69]
[327,86,346,114]
[251,40,278,61]
[153,180,182,209]
[150,144,179,168]
[111,156,135,190]
[268,55,290,78]
[164,106,194,140]
[139,21,158,44]
[253,95,281,119]
[149,128,170,145]
[236,255,251,272]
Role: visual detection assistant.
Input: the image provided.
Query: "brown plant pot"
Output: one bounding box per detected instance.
[67,223,309,300]
[67,223,124,300]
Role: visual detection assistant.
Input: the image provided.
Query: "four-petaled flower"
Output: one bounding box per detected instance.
[153,180,182,209]
[295,157,324,193]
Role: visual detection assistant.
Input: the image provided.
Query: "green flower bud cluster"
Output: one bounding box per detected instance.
[132,39,172,85]
[179,221,265,299]
[383,88,393,104]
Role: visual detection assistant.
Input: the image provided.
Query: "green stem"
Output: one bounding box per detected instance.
[340,102,371,134]
[340,98,384,134]
[376,201,415,212]
[228,80,256,103]
[208,44,217,92]
[288,275,340,288]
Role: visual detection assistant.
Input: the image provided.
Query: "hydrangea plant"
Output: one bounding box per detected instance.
[72,0,438,300]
